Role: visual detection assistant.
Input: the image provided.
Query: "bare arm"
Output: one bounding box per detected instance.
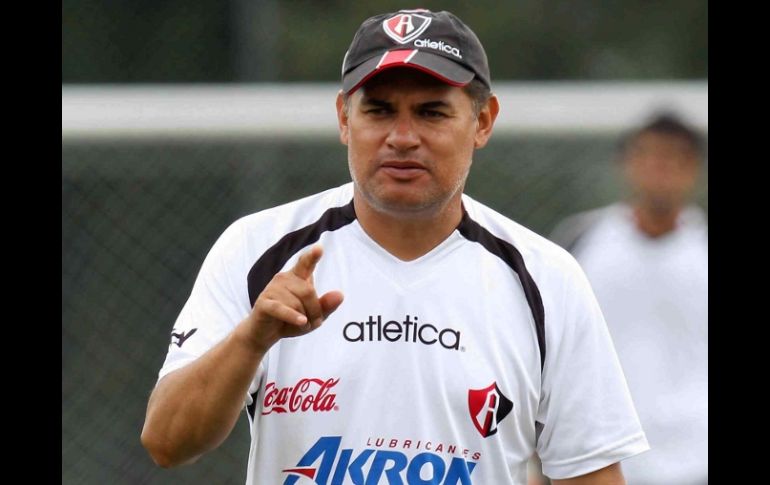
[140,323,266,467]
[140,245,344,468]
[551,463,625,485]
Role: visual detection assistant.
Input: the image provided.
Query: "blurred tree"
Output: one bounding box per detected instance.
[62,0,234,82]
[62,0,706,83]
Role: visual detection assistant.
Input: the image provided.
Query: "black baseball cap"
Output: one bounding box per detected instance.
[341,9,491,94]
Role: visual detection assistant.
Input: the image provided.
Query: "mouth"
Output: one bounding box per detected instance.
[379,160,428,181]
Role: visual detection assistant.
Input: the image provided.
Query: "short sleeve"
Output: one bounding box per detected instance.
[157,219,262,403]
[536,259,650,479]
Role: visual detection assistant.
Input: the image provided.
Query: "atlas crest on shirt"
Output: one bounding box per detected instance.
[468,382,513,438]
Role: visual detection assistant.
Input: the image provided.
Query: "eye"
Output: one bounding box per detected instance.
[364,107,392,116]
[420,109,447,118]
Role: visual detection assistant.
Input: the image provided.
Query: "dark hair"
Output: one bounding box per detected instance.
[619,112,706,160]
[342,76,492,118]
[463,78,492,118]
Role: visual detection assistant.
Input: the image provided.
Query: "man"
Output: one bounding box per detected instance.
[142,9,649,484]
[550,113,708,484]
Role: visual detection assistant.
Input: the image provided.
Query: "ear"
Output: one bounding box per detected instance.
[474,94,500,149]
[335,90,349,146]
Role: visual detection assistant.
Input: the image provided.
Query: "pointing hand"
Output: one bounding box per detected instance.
[247,245,344,352]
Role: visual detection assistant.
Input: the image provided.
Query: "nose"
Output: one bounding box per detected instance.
[385,112,420,151]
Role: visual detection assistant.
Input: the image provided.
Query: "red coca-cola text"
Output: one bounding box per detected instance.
[262,377,339,415]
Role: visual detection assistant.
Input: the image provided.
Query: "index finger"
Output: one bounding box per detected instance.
[291,245,323,280]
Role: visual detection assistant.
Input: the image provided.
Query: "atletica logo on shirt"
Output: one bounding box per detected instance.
[282,436,479,485]
[343,314,462,350]
[262,377,340,415]
[467,382,513,438]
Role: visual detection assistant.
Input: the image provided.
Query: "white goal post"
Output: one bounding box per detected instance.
[62,81,707,141]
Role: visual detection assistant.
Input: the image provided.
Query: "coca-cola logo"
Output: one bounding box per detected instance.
[262,377,340,415]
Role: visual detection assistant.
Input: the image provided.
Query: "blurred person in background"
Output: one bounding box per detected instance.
[549,112,708,484]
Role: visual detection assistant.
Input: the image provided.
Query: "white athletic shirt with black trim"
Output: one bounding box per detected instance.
[158,183,649,485]
[556,203,707,484]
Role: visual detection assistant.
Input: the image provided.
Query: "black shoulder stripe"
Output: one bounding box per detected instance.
[245,200,356,419]
[457,211,547,371]
[247,200,357,306]
[246,390,259,425]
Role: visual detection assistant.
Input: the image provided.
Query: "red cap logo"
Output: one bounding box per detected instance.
[383,13,432,44]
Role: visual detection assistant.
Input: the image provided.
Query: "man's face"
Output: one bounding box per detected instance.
[623,131,701,213]
[336,68,497,216]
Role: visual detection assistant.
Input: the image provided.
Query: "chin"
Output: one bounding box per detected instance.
[368,188,446,215]
[353,175,462,217]
[646,196,679,214]
[377,196,438,214]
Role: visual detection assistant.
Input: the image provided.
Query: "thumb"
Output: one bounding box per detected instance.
[319,291,344,319]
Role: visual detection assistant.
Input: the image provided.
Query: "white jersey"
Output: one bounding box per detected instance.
[553,203,708,484]
[159,183,648,485]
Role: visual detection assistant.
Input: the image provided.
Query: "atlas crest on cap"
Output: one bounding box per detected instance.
[341,9,491,94]
[382,12,432,44]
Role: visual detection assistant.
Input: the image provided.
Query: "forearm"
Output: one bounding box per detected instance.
[141,319,265,468]
[141,245,344,468]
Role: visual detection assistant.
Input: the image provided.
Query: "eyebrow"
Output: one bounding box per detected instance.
[360,98,453,110]
[419,100,452,110]
[360,98,392,109]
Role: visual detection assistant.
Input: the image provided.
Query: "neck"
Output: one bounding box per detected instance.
[632,202,682,238]
[353,191,464,261]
